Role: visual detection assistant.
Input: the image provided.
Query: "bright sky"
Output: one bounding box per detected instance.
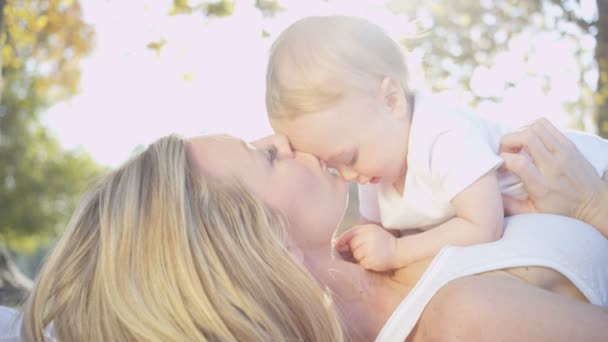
[42,0,597,167]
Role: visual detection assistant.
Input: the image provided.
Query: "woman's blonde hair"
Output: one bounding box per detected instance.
[266,15,410,119]
[21,135,344,341]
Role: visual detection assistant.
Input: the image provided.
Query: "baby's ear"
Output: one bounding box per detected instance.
[380,77,406,116]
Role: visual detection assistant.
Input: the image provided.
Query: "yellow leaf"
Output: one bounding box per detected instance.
[11,58,23,69]
[181,73,193,82]
[169,0,193,15]
[146,39,167,56]
[2,45,14,66]
[35,15,48,32]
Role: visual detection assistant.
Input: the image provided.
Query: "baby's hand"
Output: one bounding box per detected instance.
[334,224,399,272]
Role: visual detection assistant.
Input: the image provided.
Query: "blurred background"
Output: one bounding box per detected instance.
[0,0,606,306]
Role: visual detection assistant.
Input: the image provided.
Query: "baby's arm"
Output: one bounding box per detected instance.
[336,171,503,271]
[394,170,504,266]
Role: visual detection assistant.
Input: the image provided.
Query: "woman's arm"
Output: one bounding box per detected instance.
[499,118,608,236]
[409,274,608,342]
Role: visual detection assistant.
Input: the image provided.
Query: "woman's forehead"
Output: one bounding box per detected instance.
[187,134,243,152]
[186,135,252,176]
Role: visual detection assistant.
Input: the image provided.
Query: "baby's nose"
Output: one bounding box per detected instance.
[339,167,358,182]
[356,176,370,184]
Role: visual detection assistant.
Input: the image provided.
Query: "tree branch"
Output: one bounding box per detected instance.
[549,0,597,32]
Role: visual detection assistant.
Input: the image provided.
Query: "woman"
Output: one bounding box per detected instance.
[19,134,344,341]
[3,126,608,341]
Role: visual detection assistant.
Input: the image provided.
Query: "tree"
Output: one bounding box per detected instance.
[387,0,606,137]
[160,1,606,136]
[596,0,608,136]
[0,0,102,305]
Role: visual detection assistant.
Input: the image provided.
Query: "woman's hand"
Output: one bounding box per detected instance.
[499,119,608,234]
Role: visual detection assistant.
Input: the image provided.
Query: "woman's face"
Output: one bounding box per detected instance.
[187,134,348,250]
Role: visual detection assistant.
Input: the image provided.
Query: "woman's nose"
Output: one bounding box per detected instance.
[275,135,294,159]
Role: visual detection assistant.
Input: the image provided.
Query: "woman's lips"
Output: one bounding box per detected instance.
[370,177,380,184]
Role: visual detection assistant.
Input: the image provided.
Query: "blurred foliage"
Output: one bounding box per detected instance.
[2,0,94,104]
[169,0,236,17]
[388,0,605,136]
[168,0,282,17]
[169,0,282,18]
[1,0,103,252]
[146,38,167,56]
[255,0,285,17]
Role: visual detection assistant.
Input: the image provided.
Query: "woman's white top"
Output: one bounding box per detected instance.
[359,94,608,230]
[375,214,608,342]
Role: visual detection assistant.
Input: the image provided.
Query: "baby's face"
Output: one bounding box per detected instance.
[273,92,409,185]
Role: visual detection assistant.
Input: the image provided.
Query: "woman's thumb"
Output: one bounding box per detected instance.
[502,195,534,216]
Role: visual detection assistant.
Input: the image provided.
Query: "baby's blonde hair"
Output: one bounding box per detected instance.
[21,135,344,341]
[266,15,410,119]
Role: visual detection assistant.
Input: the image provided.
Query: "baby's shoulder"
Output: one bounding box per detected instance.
[413,94,481,134]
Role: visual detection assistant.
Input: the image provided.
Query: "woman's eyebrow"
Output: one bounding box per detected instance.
[242,141,256,151]
[239,140,257,161]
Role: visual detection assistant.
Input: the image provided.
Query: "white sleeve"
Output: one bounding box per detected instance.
[563,130,608,176]
[430,127,503,200]
[358,183,381,223]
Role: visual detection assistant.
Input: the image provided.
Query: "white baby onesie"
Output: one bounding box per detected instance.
[359,94,608,231]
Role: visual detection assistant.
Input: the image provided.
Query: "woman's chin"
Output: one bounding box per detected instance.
[335,183,349,230]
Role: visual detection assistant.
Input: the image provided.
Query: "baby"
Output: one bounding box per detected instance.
[265,16,608,271]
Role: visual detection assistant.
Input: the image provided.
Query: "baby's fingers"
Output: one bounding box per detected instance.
[334,226,360,250]
[352,245,368,263]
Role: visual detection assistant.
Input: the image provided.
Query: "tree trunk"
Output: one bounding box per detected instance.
[0,0,5,29]
[595,0,608,138]
[0,0,5,87]
[0,244,33,306]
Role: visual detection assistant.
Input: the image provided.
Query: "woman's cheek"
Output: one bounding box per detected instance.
[292,170,323,205]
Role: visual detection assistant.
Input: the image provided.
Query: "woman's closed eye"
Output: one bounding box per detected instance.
[266,144,278,165]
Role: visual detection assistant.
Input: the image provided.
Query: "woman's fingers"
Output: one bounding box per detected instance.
[536,117,572,147]
[500,128,555,169]
[500,152,545,196]
[530,118,562,152]
[502,195,536,216]
[499,118,607,225]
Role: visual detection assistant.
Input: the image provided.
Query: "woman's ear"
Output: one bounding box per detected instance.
[285,237,305,265]
[380,76,406,117]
